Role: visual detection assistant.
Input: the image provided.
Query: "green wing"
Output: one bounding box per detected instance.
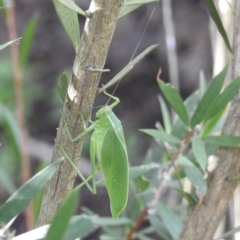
[101,128,129,219]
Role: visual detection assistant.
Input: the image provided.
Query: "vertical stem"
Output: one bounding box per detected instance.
[6,1,33,230]
[36,0,124,226]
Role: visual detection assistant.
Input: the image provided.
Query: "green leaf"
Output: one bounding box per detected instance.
[53,0,80,51]
[191,65,228,128]
[137,234,155,240]
[158,96,172,134]
[57,0,85,16]
[175,188,198,206]
[203,76,240,122]
[12,225,49,240]
[158,81,189,126]
[133,176,150,192]
[57,71,69,103]
[13,215,96,240]
[91,216,132,226]
[192,135,207,171]
[157,203,183,239]
[140,129,181,144]
[200,109,225,136]
[123,0,158,5]
[179,156,207,196]
[129,162,160,179]
[62,215,96,240]
[199,71,206,98]
[201,135,240,147]
[204,0,233,56]
[45,191,78,240]
[119,0,158,19]
[0,160,62,223]
[0,38,22,51]
[148,216,173,240]
[172,92,199,140]
[19,17,37,68]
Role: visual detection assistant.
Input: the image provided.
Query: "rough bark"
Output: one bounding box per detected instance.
[178,0,240,239]
[36,0,123,226]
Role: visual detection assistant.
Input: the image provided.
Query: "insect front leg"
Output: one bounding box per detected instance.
[103,90,120,108]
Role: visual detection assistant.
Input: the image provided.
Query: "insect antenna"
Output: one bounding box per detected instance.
[106,0,161,106]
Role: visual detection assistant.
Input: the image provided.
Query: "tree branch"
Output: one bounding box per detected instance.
[36,0,124,226]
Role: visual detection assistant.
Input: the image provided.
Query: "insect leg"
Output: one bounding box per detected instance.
[58,144,94,193]
[103,90,120,108]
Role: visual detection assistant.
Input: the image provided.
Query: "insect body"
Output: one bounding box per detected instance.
[61,91,129,219]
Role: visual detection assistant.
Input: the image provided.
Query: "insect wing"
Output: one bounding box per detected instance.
[101,128,129,219]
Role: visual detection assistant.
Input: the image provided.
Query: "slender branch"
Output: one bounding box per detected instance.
[36,0,124,226]
[6,1,33,230]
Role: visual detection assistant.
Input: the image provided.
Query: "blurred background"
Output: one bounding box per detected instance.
[0,0,232,238]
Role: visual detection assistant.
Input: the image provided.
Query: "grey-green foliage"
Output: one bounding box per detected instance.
[138,65,240,238]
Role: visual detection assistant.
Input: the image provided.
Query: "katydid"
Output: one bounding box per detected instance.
[60,91,129,219]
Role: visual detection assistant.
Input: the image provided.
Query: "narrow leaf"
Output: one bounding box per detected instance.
[123,0,158,5]
[204,0,233,56]
[158,81,189,126]
[57,71,69,103]
[179,156,207,196]
[148,216,172,240]
[140,129,181,144]
[158,203,183,239]
[133,176,150,192]
[98,45,158,93]
[62,215,96,240]
[0,103,20,155]
[192,135,207,171]
[13,225,49,240]
[172,92,198,140]
[0,160,62,223]
[119,4,142,19]
[0,38,22,50]
[201,135,240,147]
[129,162,160,179]
[53,0,80,51]
[19,17,37,68]
[119,0,158,19]
[191,65,228,128]
[203,76,240,122]
[199,71,206,98]
[158,96,172,134]
[45,191,78,240]
[57,0,85,16]
[200,109,225,136]
[92,217,132,226]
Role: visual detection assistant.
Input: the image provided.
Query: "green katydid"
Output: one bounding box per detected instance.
[57,44,158,218]
[60,91,129,219]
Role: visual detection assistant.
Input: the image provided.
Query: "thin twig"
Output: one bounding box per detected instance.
[6,1,33,230]
[125,129,195,239]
